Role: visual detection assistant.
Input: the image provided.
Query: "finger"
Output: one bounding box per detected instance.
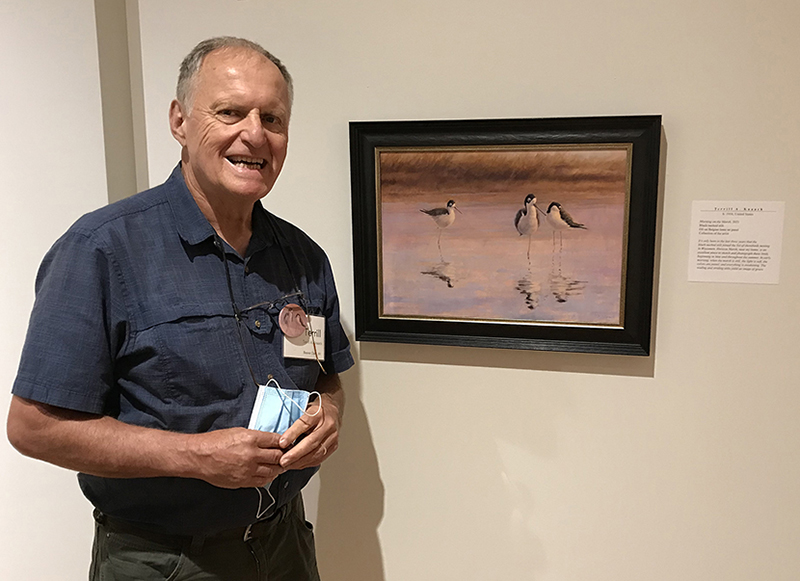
[282,439,338,471]
[280,436,320,467]
[252,429,283,449]
[253,447,284,466]
[280,413,332,460]
[281,428,337,469]
[253,464,285,483]
[278,411,322,448]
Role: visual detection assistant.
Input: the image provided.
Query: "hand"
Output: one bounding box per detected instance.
[188,427,286,489]
[278,392,341,471]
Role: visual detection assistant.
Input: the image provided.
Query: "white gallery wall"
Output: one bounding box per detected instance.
[0,1,108,579]
[2,0,799,580]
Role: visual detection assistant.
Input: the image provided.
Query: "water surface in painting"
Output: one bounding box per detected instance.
[379,147,629,326]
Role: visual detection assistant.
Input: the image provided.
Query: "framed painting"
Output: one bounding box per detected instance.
[349,116,661,355]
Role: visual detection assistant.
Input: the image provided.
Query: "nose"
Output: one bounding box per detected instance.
[240,110,268,148]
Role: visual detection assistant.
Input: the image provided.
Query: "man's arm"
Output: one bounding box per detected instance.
[278,372,345,470]
[6,395,285,489]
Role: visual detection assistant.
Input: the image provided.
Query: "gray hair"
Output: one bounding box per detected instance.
[176,36,293,109]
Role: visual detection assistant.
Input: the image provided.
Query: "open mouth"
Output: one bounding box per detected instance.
[226,156,266,170]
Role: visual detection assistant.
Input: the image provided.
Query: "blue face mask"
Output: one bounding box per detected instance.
[248,378,319,435]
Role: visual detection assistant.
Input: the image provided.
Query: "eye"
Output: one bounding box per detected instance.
[261,113,282,127]
[216,109,242,123]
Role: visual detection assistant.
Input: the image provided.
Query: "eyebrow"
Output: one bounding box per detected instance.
[209,99,287,115]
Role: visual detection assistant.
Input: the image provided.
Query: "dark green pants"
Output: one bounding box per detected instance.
[89,494,320,581]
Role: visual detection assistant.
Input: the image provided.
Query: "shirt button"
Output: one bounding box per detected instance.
[284,482,289,489]
[245,265,250,274]
[255,320,261,329]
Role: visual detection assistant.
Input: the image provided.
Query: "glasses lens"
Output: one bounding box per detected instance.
[279,303,307,338]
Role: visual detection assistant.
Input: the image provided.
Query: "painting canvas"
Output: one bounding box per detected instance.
[378,145,630,327]
[350,116,661,355]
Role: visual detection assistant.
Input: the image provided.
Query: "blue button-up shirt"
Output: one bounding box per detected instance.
[13,165,354,535]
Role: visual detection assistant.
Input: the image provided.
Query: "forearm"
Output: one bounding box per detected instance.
[316,371,345,425]
[8,395,285,488]
[7,396,197,479]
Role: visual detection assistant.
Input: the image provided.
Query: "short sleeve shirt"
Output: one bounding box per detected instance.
[12,165,354,535]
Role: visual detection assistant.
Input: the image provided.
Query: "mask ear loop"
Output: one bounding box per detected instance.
[255,486,275,520]
[253,379,321,521]
[267,377,321,419]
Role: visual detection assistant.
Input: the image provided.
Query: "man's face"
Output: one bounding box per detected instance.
[170,47,291,205]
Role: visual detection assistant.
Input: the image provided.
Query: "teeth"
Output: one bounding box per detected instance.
[227,156,266,169]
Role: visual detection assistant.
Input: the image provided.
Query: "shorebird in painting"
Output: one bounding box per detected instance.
[421,200,461,259]
[514,193,545,260]
[546,201,586,251]
[421,199,460,229]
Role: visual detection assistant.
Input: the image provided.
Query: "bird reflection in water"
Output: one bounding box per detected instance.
[546,229,587,303]
[515,272,542,311]
[420,262,456,288]
[549,270,586,303]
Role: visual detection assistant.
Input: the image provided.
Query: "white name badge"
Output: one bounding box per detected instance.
[283,314,325,361]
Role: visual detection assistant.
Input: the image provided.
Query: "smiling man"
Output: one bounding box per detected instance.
[7,37,353,580]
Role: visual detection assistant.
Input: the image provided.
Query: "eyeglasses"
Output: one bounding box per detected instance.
[235,291,305,335]
[276,302,325,371]
[236,293,326,375]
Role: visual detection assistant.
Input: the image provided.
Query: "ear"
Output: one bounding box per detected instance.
[169,100,188,146]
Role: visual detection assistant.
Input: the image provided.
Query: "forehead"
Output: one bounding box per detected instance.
[193,47,289,106]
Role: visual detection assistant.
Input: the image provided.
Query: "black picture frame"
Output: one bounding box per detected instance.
[349,116,661,356]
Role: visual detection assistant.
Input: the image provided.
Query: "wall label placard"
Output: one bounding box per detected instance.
[688,201,785,284]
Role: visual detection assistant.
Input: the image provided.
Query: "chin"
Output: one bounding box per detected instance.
[231,187,271,202]
[224,177,274,201]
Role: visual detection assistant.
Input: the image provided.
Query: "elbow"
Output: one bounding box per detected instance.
[7,414,29,457]
[6,396,46,459]
[7,409,31,458]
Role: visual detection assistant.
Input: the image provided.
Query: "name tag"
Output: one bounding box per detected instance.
[283,314,325,361]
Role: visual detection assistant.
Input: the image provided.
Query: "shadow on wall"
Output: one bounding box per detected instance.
[359,341,656,378]
[315,361,386,581]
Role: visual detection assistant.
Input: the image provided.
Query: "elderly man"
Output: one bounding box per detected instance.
[7,37,352,580]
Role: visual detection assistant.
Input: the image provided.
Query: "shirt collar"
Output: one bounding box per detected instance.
[165,164,275,252]
[248,201,277,254]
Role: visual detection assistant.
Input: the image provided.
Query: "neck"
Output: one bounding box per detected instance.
[181,167,255,256]
[203,199,253,257]
[189,189,254,258]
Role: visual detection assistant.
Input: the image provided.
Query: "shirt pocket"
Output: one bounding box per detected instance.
[135,300,251,408]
